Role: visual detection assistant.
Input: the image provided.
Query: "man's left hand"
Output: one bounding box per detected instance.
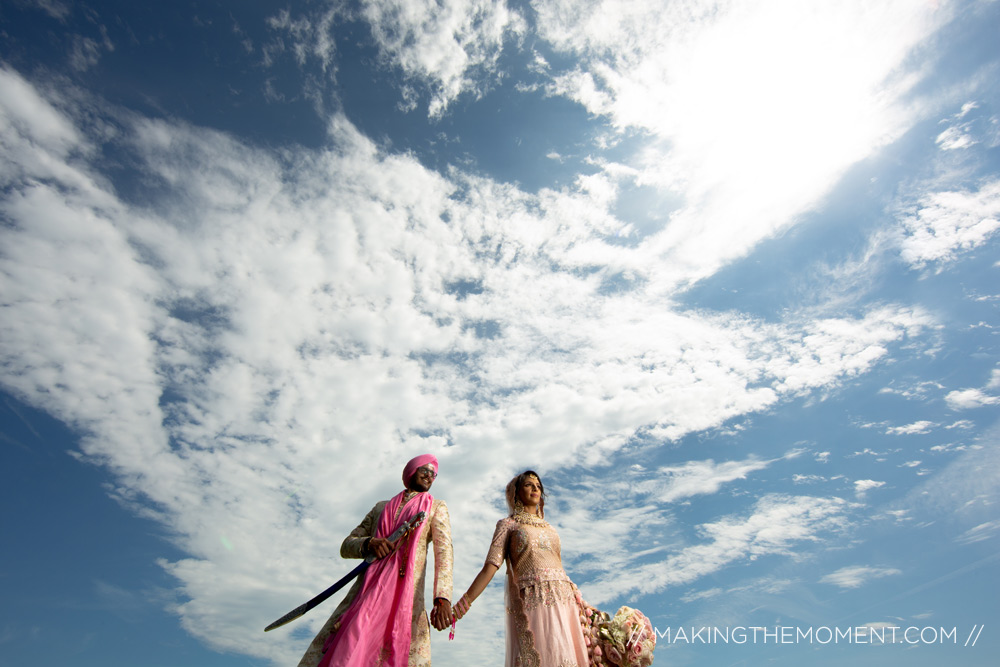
[430,598,453,630]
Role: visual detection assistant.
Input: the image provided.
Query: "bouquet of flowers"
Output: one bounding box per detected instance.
[578,597,656,667]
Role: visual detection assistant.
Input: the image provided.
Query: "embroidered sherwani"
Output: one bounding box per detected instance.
[486,514,590,667]
[297,496,453,667]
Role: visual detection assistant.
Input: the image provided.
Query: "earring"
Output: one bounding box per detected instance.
[514,499,524,513]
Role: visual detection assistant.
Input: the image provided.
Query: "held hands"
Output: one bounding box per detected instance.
[430,598,454,630]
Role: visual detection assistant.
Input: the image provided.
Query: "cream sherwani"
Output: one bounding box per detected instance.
[297,496,453,667]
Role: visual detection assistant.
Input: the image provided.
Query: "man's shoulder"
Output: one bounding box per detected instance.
[431,497,449,512]
[366,500,389,518]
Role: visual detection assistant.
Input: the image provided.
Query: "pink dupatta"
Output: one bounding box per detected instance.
[318,490,434,667]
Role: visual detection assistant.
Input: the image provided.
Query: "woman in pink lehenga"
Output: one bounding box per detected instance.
[453,471,594,667]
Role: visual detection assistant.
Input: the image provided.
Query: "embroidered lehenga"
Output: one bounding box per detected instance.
[486,511,591,667]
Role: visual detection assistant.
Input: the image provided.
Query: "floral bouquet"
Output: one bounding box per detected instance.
[578,596,656,667]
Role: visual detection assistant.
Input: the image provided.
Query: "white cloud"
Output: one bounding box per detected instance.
[930,442,970,453]
[654,458,772,503]
[879,380,946,400]
[898,179,1000,268]
[886,421,936,435]
[535,0,952,289]
[269,1,957,292]
[27,0,71,20]
[988,368,1000,390]
[69,32,114,72]
[936,101,980,150]
[946,388,1000,410]
[575,455,777,508]
[266,7,339,73]
[889,432,1000,529]
[854,480,886,497]
[936,102,978,148]
[820,564,901,589]
[792,474,826,485]
[956,520,1000,545]
[262,1,527,118]
[0,67,82,164]
[936,125,976,150]
[0,63,943,666]
[359,0,525,117]
[585,494,852,603]
[679,577,793,604]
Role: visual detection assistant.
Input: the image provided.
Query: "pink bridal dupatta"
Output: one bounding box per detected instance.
[318,490,434,667]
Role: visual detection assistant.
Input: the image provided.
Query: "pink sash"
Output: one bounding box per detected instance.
[318,490,434,667]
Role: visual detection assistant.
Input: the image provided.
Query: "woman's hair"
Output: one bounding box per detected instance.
[505,470,546,517]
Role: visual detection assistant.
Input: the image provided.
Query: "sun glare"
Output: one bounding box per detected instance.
[601,1,945,211]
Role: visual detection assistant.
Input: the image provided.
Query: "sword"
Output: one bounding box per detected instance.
[264,510,427,632]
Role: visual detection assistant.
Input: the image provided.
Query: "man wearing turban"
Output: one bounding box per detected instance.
[297,454,454,667]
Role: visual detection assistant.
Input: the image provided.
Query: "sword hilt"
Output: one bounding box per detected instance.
[368,510,427,562]
[263,510,428,632]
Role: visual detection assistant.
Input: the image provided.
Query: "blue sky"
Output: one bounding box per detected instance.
[1,1,999,666]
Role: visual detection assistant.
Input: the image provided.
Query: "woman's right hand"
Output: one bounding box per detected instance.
[455,562,498,619]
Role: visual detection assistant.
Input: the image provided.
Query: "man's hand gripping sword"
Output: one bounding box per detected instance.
[264,510,426,632]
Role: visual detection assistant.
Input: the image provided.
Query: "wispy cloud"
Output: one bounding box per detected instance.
[820,564,902,589]
[946,388,1000,410]
[886,421,936,435]
[956,520,1000,545]
[2,64,919,662]
[936,101,980,150]
[854,480,886,498]
[654,458,773,503]
[266,7,338,73]
[0,0,993,660]
[536,0,952,289]
[887,430,1000,532]
[268,1,958,293]
[360,0,526,118]
[585,494,853,603]
[898,179,1000,268]
[878,380,946,400]
[267,0,526,118]
[26,0,71,21]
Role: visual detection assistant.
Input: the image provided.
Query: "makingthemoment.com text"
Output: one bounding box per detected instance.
[631,624,985,646]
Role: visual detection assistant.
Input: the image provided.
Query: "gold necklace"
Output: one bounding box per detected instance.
[513,509,547,526]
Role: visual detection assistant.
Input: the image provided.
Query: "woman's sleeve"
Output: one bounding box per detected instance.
[484,518,509,568]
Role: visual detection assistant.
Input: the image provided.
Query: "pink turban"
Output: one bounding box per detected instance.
[402,454,438,486]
